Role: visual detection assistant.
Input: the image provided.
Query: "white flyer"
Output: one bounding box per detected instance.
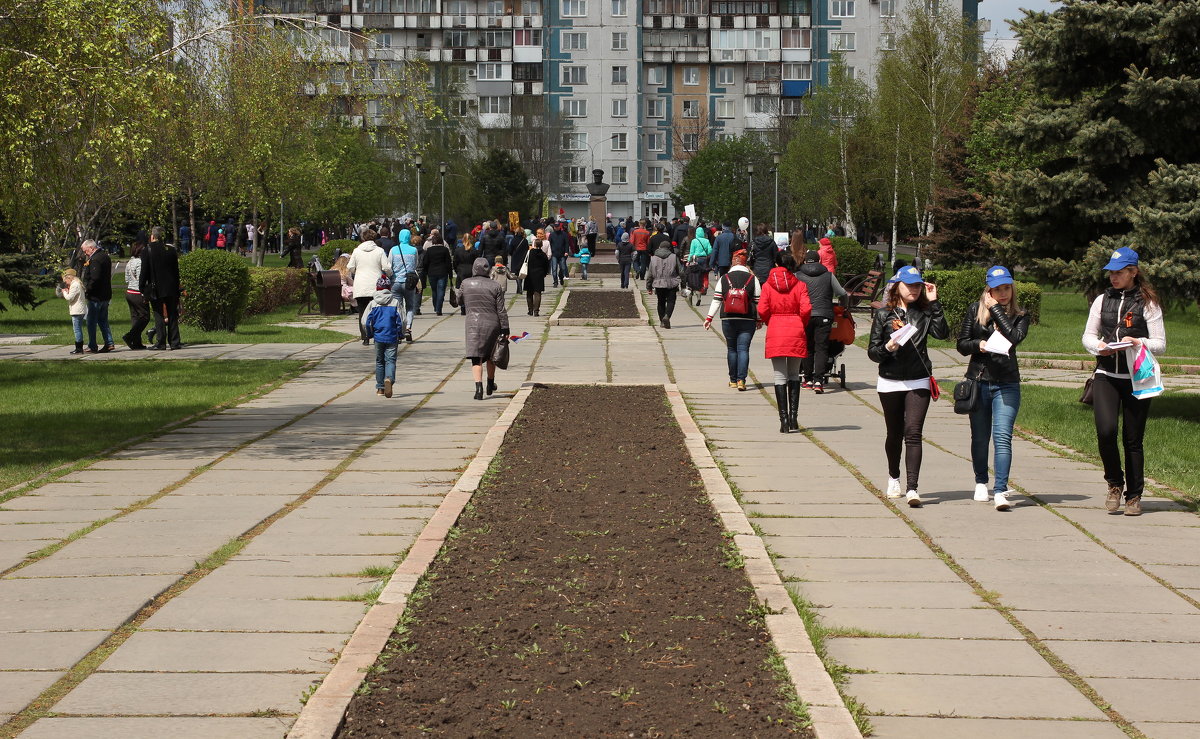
[985,330,1012,355]
[891,322,917,346]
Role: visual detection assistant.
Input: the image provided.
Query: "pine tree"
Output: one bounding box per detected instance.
[996,0,1200,304]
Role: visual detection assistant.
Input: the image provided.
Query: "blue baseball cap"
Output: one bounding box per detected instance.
[985,265,1013,288]
[888,266,924,285]
[1103,247,1139,271]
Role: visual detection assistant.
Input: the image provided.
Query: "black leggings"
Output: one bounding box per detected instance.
[655,288,678,320]
[355,296,372,339]
[1092,373,1152,498]
[879,388,932,491]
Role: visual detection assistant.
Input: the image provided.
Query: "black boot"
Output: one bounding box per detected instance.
[70,342,84,355]
[486,378,497,396]
[774,385,790,433]
[787,379,801,431]
[473,382,484,400]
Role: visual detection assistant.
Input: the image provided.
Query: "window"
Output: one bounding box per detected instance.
[781,29,811,48]
[374,32,393,48]
[513,29,542,45]
[478,62,505,79]
[646,0,665,12]
[647,66,665,85]
[716,98,734,118]
[782,62,811,79]
[564,98,587,117]
[748,96,777,114]
[879,0,895,15]
[563,166,587,183]
[880,32,895,50]
[830,0,854,17]
[482,30,511,47]
[480,96,510,114]
[612,65,628,84]
[611,0,627,14]
[647,132,665,151]
[563,132,587,150]
[561,0,586,15]
[612,132,628,150]
[521,0,541,13]
[487,0,503,14]
[646,98,665,118]
[612,98,627,117]
[562,65,587,84]
[682,133,699,151]
[830,32,855,51]
[927,0,940,14]
[781,98,806,116]
[713,132,735,142]
[781,0,810,13]
[448,66,468,83]
[513,62,543,80]
[612,32,628,50]
[611,165,628,184]
[318,28,349,47]
[683,67,699,85]
[562,31,587,50]
[682,99,700,118]
[717,67,735,85]
[444,30,468,46]
[647,166,665,185]
[452,98,469,116]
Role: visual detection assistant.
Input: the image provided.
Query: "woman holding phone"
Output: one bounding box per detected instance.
[1082,247,1166,517]
[867,266,949,507]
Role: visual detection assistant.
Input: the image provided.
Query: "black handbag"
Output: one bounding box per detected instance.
[953,368,983,415]
[1080,375,1095,405]
[491,336,510,370]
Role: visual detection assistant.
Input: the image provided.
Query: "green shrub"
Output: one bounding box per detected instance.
[829,237,875,279]
[179,250,251,331]
[246,267,308,316]
[318,239,357,269]
[924,268,1041,328]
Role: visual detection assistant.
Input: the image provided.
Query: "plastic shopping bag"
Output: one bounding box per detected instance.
[1128,345,1164,400]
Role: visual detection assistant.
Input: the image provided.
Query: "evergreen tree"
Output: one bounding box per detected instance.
[467,149,538,223]
[997,0,1200,304]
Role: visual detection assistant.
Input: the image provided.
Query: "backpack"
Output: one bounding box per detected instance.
[723,272,753,314]
[216,233,227,249]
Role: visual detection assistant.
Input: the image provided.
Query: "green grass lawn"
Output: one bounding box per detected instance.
[1016,384,1200,503]
[0,359,306,494]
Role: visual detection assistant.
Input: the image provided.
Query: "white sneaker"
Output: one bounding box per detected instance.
[905,490,922,508]
[886,478,902,498]
[994,492,1012,511]
[973,483,990,502]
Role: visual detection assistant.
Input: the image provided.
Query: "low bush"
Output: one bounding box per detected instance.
[924,268,1041,328]
[318,239,357,269]
[179,250,251,331]
[830,237,875,279]
[246,267,308,316]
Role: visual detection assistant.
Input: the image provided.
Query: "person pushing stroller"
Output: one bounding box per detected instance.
[794,249,846,393]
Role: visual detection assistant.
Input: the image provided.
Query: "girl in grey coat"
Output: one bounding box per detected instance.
[461,257,510,399]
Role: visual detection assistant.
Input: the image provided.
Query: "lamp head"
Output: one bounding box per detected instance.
[747,164,754,175]
[439,162,448,175]
[415,153,423,167]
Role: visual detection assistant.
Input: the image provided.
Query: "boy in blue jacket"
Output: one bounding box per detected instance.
[578,244,591,280]
[362,276,403,397]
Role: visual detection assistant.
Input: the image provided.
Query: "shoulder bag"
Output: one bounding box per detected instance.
[953,368,983,415]
[492,335,510,370]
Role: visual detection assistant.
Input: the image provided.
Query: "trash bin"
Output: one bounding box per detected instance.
[314,270,343,316]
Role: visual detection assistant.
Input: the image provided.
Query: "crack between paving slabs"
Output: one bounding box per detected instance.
[679,297,1156,738]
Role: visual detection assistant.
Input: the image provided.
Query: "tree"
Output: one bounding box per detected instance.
[994,0,1200,304]
[466,149,538,224]
[673,135,773,227]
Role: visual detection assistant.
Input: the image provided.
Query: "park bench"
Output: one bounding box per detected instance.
[842,270,883,313]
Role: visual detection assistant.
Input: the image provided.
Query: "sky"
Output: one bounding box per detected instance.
[980,0,1057,40]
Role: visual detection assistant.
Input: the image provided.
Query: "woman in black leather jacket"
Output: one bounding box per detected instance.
[867,266,949,507]
[956,266,1029,511]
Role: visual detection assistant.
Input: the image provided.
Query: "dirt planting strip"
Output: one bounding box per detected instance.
[332,384,815,737]
[554,289,644,326]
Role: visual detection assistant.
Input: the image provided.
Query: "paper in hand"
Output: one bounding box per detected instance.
[891,322,917,346]
[984,331,1012,355]
[1106,340,1133,350]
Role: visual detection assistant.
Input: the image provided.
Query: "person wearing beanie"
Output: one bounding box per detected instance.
[794,249,847,392]
[56,269,87,354]
[362,275,402,397]
[616,232,635,288]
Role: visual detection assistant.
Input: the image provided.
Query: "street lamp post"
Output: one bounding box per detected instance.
[415,153,423,220]
[772,151,781,233]
[747,163,755,229]
[589,133,619,173]
[439,161,448,233]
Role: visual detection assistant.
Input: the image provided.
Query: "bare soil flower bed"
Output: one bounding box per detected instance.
[559,290,639,319]
[338,385,809,737]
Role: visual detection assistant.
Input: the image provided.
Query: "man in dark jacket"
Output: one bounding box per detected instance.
[548,222,570,287]
[749,225,778,286]
[795,250,847,392]
[140,227,183,350]
[479,221,507,266]
[671,217,692,259]
[712,223,736,278]
[80,239,115,353]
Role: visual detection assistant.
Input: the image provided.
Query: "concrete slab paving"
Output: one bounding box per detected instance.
[139,597,367,632]
[796,581,987,610]
[101,631,347,673]
[845,673,1106,719]
[0,631,106,670]
[774,557,962,583]
[1044,641,1200,679]
[1131,722,1200,739]
[53,672,319,715]
[1089,678,1200,722]
[826,637,1059,677]
[218,554,399,577]
[1015,610,1200,641]
[866,716,1126,739]
[18,717,295,739]
[0,672,61,714]
[814,606,1023,640]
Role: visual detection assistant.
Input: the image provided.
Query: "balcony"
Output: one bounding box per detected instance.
[642,30,708,51]
[642,15,710,29]
[745,79,780,95]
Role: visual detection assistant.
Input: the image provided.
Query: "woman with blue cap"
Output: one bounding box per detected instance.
[1082,247,1166,517]
[957,266,1030,511]
[868,266,949,507]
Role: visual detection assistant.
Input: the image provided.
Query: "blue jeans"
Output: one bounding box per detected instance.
[375,342,397,388]
[581,263,589,280]
[71,315,85,343]
[969,381,1021,494]
[86,299,113,349]
[391,285,418,332]
[722,320,756,382]
[430,276,448,314]
[619,262,631,288]
[551,255,567,286]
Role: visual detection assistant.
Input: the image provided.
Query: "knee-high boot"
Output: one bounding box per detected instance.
[787,379,801,431]
[774,384,789,433]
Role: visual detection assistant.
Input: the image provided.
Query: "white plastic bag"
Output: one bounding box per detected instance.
[1128,345,1164,400]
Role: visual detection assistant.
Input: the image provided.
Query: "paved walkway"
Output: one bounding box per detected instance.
[1,272,1197,738]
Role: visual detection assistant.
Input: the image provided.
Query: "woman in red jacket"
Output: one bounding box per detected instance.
[758,254,812,433]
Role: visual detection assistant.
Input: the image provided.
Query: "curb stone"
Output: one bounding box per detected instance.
[286,385,537,739]
[662,383,863,739]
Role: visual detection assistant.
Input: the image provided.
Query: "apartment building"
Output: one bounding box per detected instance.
[260,0,975,220]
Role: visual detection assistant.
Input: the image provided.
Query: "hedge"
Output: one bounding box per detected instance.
[179,250,251,331]
[923,268,1041,329]
[318,239,357,269]
[246,267,308,316]
[829,237,875,280]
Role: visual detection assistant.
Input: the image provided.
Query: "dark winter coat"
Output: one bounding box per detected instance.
[957,302,1029,384]
[795,262,846,319]
[750,234,778,285]
[757,267,812,358]
[509,234,529,273]
[444,220,458,245]
[453,245,476,286]
[81,249,113,302]
[616,240,635,265]
[461,258,509,359]
[420,242,454,279]
[283,233,303,268]
[712,227,736,268]
[524,247,550,293]
[139,241,180,301]
[548,228,570,258]
[867,295,950,380]
[479,228,507,264]
[647,246,682,290]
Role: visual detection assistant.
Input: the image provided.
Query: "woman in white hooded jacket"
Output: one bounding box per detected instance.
[347,228,391,345]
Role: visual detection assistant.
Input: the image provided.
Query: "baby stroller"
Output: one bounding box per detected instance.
[685,257,709,305]
[824,304,856,389]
